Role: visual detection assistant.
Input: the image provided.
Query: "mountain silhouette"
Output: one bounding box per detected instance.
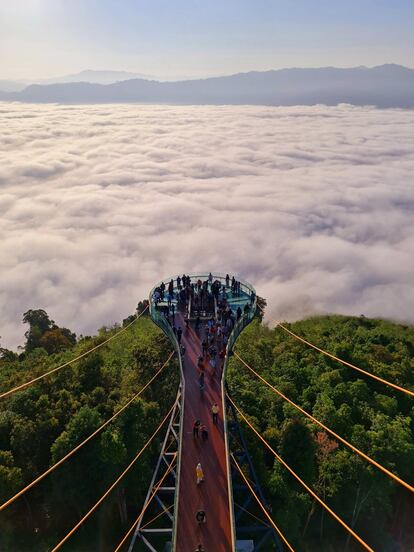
[1,65,413,107]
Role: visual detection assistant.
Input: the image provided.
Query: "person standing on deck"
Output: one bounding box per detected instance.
[225,274,230,287]
[193,420,201,438]
[201,338,208,356]
[196,463,204,484]
[201,425,208,441]
[211,403,219,424]
[199,371,205,390]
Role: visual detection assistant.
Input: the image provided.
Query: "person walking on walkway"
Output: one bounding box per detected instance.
[196,510,206,524]
[211,403,219,424]
[196,462,204,485]
[177,326,182,344]
[195,545,205,552]
[199,371,205,390]
[201,424,209,441]
[202,339,208,357]
[193,420,201,438]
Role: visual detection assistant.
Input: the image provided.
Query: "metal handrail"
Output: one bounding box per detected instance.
[148,292,184,551]
[222,293,257,551]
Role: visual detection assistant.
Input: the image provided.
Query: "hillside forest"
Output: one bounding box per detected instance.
[0,304,413,551]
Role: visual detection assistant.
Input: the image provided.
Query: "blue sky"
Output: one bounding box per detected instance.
[1,0,413,79]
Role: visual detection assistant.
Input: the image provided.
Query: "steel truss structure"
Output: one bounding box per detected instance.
[128,387,182,552]
[226,384,284,552]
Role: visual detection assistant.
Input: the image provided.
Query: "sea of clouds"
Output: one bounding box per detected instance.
[1,102,414,349]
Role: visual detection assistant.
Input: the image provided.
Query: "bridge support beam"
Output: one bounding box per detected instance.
[127,387,182,552]
[226,387,284,552]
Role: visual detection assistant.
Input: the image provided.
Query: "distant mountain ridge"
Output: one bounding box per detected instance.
[39,69,153,85]
[1,64,413,107]
[0,69,153,92]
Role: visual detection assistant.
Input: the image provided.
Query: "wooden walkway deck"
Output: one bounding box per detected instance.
[175,313,233,552]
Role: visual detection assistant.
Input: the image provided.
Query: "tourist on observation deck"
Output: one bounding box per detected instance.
[225,274,230,287]
[177,276,181,290]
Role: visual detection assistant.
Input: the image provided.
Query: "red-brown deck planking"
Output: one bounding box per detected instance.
[175,313,233,552]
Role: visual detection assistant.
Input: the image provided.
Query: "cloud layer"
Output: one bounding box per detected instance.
[1,102,414,349]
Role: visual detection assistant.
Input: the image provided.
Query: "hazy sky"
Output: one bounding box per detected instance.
[1,0,413,80]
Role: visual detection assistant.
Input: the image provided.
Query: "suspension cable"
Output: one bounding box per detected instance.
[234,501,271,529]
[258,306,414,399]
[0,305,149,400]
[113,454,177,552]
[0,351,174,513]
[231,453,295,552]
[227,395,374,552]
[234,352,414,494]
[50,400,175,552]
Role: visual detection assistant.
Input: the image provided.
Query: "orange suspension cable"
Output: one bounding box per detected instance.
[113,454,177,552]
[50,400,175,552]
[231,453,295,552]
[0,352,174,512]
[0,305,149,400]
[227,395,374,552]
[258,305,414,399]
[234,352,414,494]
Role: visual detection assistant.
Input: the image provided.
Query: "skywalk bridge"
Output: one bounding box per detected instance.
[129,273,279,552]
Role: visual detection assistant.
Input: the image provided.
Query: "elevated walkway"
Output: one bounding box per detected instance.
[145,274,256,551]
